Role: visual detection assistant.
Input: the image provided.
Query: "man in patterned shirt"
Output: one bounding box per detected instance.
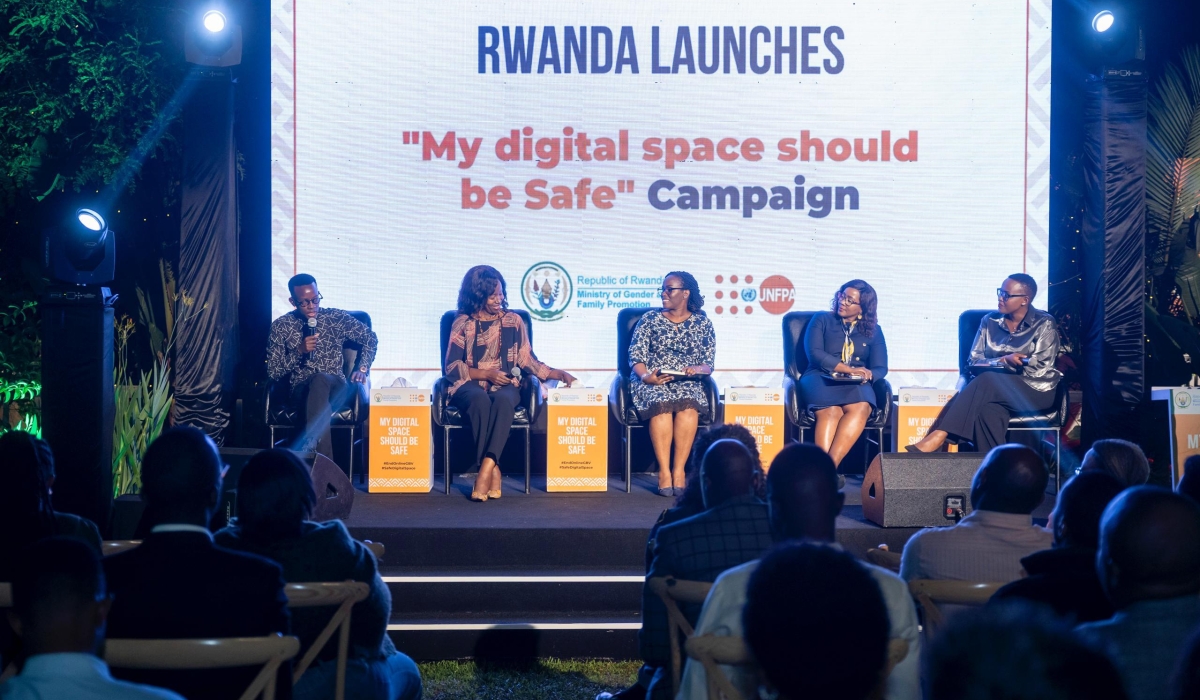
[266,274,377,459]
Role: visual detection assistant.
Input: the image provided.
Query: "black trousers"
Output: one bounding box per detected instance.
[450,382,521,469]
[932,372,1057,452]
[292,372,350,459]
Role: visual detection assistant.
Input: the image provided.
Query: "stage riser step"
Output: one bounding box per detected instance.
[388,627,639,661]
[386,580,642,616]
[350,527,650,569]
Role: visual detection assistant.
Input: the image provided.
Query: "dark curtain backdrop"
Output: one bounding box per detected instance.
[1081,70,1147,445]
[175,68,239,442]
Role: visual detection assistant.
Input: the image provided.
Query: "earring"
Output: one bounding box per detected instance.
[857,314,862,320]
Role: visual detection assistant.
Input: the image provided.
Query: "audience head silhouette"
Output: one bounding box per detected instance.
[926,602,1128,700]
[0,430,58,560]
[1177,454,1200,506]
[699,438,759,508]
[971,444,1049,515]
[677,423,761,509]
[9,537,112,657]
[1174,626,1200,700]
[765,443,843,543]
[1098,486,1200,609]
[1080,439,1150,487]
[743,542,888,700]
[235,448,317,542]
[140,426,223,526]
[1052,471,1125,549]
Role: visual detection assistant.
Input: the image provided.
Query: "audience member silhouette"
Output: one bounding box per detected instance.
[215,449,421,700]
[992,471,1125,622]
[103,427,291,700]
[744,542,891,700]
[2,537,183,700]
[1080,439,1150,487]
[1076,487,1200,700]
[677,442,920,700]
[901,443,1051,582]
[634,439,772,700]
[644,423,761,571]
[1177,454,1200,506]
[1175,625,1200,700]
[927,602,1128,700]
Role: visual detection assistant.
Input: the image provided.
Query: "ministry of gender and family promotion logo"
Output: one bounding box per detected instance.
[1178,392,1194,409]
[522,262,573,321]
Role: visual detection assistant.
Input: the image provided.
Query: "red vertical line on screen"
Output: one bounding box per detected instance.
[292,0,299,274]
[1022,0,1030,273]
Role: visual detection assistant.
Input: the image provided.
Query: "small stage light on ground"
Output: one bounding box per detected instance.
[1092,10,1114,33]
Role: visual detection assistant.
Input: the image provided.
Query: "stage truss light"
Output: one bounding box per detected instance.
[203,10,227,33]
[1092,10,1115,33]
[77,208,105,233]
[45,207,116,285]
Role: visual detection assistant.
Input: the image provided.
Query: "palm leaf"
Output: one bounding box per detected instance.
[1147,44,1200,311]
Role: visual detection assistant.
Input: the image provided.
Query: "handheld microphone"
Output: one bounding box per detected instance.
[510,366,522,384]
[304,317,317,357]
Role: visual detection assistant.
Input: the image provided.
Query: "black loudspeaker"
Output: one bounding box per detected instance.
[215,448,354,528]
[861,453,984,528]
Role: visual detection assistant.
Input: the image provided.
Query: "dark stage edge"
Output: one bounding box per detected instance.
[346,473,1055,661]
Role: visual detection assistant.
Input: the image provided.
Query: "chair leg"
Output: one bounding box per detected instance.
[347,425,355,485]
[443,426,451,495]
[269,425,275,449]
[625,425,632,494]
[1055,430,1062,495]
[524,426,531,494]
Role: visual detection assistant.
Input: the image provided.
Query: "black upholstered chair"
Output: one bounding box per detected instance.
[608,307,721,493]
[265,310,372,481]
[958,309,1067,484]
[431,309,541,495]
[781,311,892,470]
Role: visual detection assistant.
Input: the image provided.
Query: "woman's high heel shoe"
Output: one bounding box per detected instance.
[470,491,488,502]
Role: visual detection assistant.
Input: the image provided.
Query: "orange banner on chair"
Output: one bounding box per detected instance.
[723,388,785,472]
[893,387,957,451]
[546,387,608,492]
[1169,388,1200,486]
[368,387,432,493]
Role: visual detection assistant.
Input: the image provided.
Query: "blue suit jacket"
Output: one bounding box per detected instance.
[103,530,291,700]
[639,495,773,664]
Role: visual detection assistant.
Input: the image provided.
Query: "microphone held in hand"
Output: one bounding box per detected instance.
[304,317,317,357]
[510,366,522,385]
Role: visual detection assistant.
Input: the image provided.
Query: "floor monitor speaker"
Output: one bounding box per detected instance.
[861,453,983,528]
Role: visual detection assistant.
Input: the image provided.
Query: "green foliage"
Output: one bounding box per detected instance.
[0,296,41,434]
[1146,44,1200,318]
[0,0,182,209]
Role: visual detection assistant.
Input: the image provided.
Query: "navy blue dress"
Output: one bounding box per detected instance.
[799,312,888,410]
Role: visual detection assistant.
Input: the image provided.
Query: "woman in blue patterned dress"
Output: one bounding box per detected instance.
[628,271,716,496]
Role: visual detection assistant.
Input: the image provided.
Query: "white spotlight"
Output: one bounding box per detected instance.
[76,209,105,233]
[1092,10,1115,33]
[203,10,227,33]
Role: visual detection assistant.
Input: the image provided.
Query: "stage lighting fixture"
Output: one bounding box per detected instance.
[1092,10,1114,32]
[44,207,117,286]
[203,10,227,33]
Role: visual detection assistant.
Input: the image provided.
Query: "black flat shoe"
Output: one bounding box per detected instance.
[904,444,922,453]
[837,474,846,490]
[657,487,674,497]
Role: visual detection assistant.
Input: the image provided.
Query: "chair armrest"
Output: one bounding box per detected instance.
[783,375,801,426]
[432,377,452,427]
[609,374,633,426]
[346,381,368,423]
[521,375,543,425]
[699,375,721,424]
[871,378,893,427]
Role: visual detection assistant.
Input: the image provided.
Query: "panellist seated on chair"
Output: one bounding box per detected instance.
[215,449,422,700]
[801,280,888,470]
[900,444,1052,583]
[267,273,378,459]
[628,271,716,497]
[445,265,576,502]
[677,443,920,700]
[908,273,1059,453]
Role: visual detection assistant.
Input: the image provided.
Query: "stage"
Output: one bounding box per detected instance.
[349,472,1055,660]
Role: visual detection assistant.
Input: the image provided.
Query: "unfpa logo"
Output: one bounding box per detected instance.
[712,273,795,316]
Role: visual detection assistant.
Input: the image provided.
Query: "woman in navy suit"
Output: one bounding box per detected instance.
[799,280,887,468]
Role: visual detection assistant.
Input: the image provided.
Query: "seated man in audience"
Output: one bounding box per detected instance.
[2,537,183,700]
[103,427,291,700]
[1176,454,1200,506]
[1080,439,1150,487]
[900,443,1051,582]
[677,443,921,700]
[608,439,771,700]
[927,603,1128,700]
[1076,487,1200,700]
[991,471,1125,622]
[743,543,892,700]
[1175,626,1200,700]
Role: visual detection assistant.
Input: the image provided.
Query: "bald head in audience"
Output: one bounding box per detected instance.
[972,444,1049,515]
[765,443,843,543]
[700,438,760,508]
[1098,487,1200,609]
